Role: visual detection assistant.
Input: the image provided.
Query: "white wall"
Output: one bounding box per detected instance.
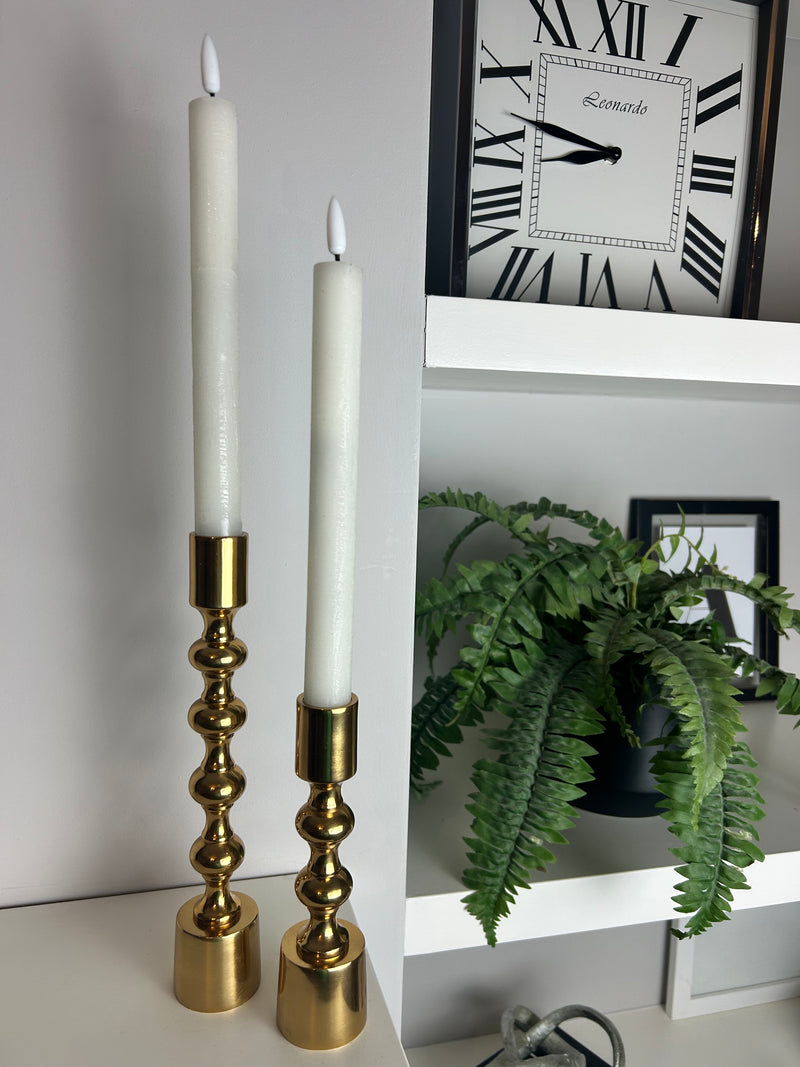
[403,922,669,1047]
[1,0,430,1022]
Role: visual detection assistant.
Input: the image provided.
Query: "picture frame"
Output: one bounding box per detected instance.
[425,0,789,318]
[628,498,780,699]
[666,906,800,1018]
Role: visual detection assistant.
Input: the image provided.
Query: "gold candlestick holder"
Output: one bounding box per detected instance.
[276,694,366,1049]
[173,533,261,1012]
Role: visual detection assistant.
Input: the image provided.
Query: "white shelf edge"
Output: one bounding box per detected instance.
[404,850,800,957]
[424,296,800,391]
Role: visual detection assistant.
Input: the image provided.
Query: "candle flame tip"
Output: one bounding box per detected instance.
[327,197,347,258]
[201,34,221,95]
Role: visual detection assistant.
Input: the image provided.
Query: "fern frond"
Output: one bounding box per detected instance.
[419,489,543,549]
[763,672,800,720]
[654,736,765,938]
[440,514,493,578]
[418,488,640,561]
[409,674,464,797]
[460,642,603,945]
[730,654,800,720]
[584,611,643,743]
[416,557,522,670]
[657,570,800,638]
[631,627,743,819]
[448,555,547,716]
[420,546,603,721]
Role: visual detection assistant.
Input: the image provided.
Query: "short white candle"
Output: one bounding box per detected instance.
[189,34,242,537]
[303,198,363,708]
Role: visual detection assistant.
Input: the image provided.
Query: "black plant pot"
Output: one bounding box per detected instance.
[575,702,672,818]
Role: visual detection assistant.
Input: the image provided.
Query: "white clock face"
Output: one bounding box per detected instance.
[464,0,759,315]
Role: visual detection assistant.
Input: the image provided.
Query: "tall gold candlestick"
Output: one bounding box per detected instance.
[173,533,261,1012]
[276,695,366,1049]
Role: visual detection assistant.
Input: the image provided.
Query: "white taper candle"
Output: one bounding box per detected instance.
[303,198,363,708]
[189,34,242,536]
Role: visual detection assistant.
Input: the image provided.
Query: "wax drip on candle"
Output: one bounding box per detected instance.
[201,34,220,97]
[327,197,346,262]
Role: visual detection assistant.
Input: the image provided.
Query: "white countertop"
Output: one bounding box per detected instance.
[0,874,409,1067]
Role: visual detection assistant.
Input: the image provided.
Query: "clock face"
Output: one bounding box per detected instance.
[463,0,760,315]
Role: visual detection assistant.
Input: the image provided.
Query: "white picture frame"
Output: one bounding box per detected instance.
[666,913,800,1019]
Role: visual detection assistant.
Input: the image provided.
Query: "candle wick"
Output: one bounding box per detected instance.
[208,91,216,98]
[334,253,341,262]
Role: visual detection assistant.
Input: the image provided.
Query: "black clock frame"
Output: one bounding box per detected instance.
[425,0,789,317]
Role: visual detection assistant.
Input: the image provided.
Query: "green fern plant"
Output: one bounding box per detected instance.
[412,489,800,945]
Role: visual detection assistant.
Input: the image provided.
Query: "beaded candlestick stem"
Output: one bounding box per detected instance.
[173,533,261,1012]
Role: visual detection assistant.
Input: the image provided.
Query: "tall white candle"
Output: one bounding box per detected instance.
[189,34,242,537]
[303,198,363,708]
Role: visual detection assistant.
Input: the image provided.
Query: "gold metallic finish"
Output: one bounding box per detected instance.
[276,695,367,1048]
[190,532,247,609]
[295,694,358,783]
[173,534,260,1012]
[277,920,366,1050]
[294,781,355,964]
[174,892,261,1013]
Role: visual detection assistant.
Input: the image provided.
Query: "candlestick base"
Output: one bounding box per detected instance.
[276,695,367,1049]
[277,919,366,1049]
[174,892,261,1013]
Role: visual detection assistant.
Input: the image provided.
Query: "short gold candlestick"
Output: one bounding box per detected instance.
[276,694,367,1049]
[173,533,261,1013]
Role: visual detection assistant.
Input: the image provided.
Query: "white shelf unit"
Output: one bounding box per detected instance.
[424,295,800,399]
[408,294,800,963]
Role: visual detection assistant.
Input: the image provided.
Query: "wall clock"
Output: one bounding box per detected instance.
[426,0,788,317]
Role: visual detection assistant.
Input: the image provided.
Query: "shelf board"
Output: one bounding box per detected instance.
[405,998,800,1067]
[424,296,800,399]
[405,706,800,956]
[0,874,408,1067]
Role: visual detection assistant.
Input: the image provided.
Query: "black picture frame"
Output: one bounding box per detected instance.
[425,0,789,318]
[628,498,780,699]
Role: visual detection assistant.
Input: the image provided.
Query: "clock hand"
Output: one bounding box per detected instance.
[510,113,610,152]
[510,113,622,163]
[543,148,620,165]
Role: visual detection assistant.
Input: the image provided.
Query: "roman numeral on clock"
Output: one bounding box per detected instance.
[578,254,619,308]
[472,121,525,170]
[469,184,523,256]
[644,261,674,312]
[680,211,726,299]
[527,0,579,49]
[591,0,647,62]
[490,246,554,301]
[479,42,532,102]
[695,68,742,129]
[661,13,702,68]
[689,153,736,196]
